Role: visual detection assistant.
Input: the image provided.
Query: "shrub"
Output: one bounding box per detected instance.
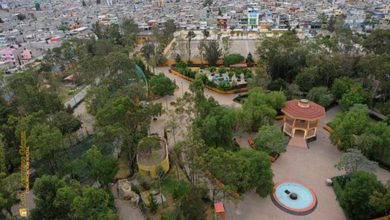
[218,81,232,91]
[223,53,245,66]
[218,67,228,74]
[176,61,187,69]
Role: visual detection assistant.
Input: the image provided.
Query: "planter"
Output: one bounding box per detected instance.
[269,153,280,163]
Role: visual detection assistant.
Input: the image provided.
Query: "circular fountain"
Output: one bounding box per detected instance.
[271,181,317,215]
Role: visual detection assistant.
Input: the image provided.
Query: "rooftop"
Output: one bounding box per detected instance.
[282,99,326,120]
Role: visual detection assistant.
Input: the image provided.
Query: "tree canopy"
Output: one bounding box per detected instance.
[198,148,273,197]
[240,88,286,132]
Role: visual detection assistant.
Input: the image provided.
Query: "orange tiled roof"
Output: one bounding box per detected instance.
[282,99,325,120]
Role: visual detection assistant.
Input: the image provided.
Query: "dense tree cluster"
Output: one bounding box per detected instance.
[31,175,116,220]
[0,18,143,218]
[257,29,390,118]
[199,148,273,196]
[330,105,390,166]
[336,171,387,220]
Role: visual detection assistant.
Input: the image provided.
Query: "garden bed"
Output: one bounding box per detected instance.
[170,62,253,94]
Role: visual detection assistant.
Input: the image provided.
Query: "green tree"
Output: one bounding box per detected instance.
[238,149,273,197]
[95,96,161,168]
[27,124,65,175]
[31,175,66,220]
[331,77,360,100]
[196,106,238,150]
[330,105,369,151]
[186,30,196,62]
[364,122,390,163]
[0,136,6,174]
[7,72,63,115]
[258,31,306,82]
[0,173,19,218]
[83,146,118,186]
[295,67,316,92]
[248,64,271,89]
[341,171,385,220]
[254,125,287,155]
[201,40,222,66]
[199,148,273,197]
[120,18,138,48]
[246,52,254,66]
[71,187,117,220]
[50,111,81,134]
[363,29,390,54]
[339,90,366,110]
[370,180,390,216]
[307,87,334,107]
[240,88,286,131]
[176,187,207,220]
[141,42,155,60]
[149,73,176,97]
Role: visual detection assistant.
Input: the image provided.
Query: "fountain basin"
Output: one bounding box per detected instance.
[271,181,317,215]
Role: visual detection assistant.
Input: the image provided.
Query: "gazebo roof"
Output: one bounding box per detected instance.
[282,99,326,121]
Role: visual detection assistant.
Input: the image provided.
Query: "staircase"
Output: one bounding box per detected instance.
[287,135,308,149]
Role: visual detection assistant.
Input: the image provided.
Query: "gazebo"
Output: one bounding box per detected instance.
[281,99,326,141]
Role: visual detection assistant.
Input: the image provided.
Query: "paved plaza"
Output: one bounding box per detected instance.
[169,39,259,59]
[150,67,390,220]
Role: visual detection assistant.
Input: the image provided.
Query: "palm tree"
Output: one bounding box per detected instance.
[186,30,196,63]
[199,30,210,65]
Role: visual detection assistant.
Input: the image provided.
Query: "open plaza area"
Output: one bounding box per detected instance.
[147,66,390,220]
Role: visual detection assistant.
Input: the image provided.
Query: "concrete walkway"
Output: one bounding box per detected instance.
[224,106,390,220]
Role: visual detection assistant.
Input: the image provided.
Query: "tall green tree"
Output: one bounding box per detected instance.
[83,146,118,186]
[330,105,369,151]
[201,40,222,66]
[31,175,66,220]
[71,187,117,220]
[27,124,65,175]
[258,31,307,82]
[186,30,196,62]
[196,106,238,150]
